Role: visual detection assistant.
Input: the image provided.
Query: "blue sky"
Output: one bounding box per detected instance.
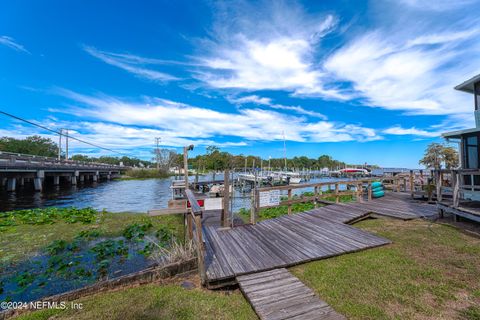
[1,0,479,168]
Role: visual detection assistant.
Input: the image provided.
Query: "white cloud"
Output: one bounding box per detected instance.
[383,126,440,137]
[83,46,179,82]
[53,89,378,144]
[228,95,327,119]
[0,36,29,53]
[324,23,480,116]
[193,2,345,99]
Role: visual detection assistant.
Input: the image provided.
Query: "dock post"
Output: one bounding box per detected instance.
[287,188,292,215]
[186,212,193,241]
[435,170,442,203]
[1,178,6,188]
[335,183,340,204]
[93,171,99,182]
[368,181,372,201]
[53,176,60,186]
[79,175,85,183]
[7,178,16,192]
[19,177,25,186]
[409,170,414,198]
[357,182,363,203]
[222,169,230,227]
[250,188,256,224]
[314,186,318,208]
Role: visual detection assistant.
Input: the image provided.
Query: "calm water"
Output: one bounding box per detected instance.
[0,175,347,213]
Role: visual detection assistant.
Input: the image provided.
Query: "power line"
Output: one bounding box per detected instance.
[0,110,127,156]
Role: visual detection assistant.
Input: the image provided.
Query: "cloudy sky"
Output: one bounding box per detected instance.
[1,0,479,167]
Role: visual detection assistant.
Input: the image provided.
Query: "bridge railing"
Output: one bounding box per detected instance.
[0,151,127,170]
[184,189,206,284]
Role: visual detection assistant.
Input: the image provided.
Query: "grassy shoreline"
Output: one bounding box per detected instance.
[15,218,480,320]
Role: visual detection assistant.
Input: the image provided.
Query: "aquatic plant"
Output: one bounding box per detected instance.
[90,239,128,261]
[156,226,174,246]
[75,229,101,240]
[0,207,99,227]
[122,221,153,240]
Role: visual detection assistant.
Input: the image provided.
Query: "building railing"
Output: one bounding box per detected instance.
[433,169,480,208]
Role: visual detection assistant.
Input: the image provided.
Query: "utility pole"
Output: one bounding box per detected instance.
[183,145,194,191]
[155,137,161,170]
[65,129,69,160]
[58,128,62,160]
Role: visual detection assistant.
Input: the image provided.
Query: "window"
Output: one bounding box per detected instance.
[475,81,480,110]
[464,133,480,169]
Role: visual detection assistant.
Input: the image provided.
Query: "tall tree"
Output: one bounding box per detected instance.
[0,135,58,157]
[419,143,459,169]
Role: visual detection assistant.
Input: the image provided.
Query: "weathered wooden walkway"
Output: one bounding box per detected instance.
[204,193,436,287]
[237,268,345,320]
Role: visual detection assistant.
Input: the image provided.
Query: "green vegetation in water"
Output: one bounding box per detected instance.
[0,209,184,264]
[119,168,172,180]
[0,207,100,227]
[290,219,480,319]
[1,211,186,303]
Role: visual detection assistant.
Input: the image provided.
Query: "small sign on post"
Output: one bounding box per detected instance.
[259,190,281,207]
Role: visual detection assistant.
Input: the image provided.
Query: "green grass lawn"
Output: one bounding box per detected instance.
[15,281,256,320]
[291,219,480,319]
[9,216,480,320]
[0,211,184,264]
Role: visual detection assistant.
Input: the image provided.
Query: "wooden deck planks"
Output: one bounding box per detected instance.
[204,192,436,285]
[237,269,346,320]
[204,214,390,283]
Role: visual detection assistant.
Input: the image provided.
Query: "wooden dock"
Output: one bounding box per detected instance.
[203,193,436,287]
[237,268,345,320]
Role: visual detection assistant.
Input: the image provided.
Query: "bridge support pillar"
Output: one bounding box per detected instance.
[34,178,43,192]
[71,171,79,186]
[79,175,84,183]
[1,178,7,188]
[7,178,16,192]
[93,171,99,182]
[34,170,44,192]
[53,176,60,185]
[19,178,25,186]
[107,171,111,180]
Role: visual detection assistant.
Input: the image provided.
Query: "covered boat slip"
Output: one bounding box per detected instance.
[203,193,435,288]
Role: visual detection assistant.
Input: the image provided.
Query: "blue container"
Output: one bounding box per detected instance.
[372,186,383,193]
[371,181,382,188]
[373,190,385,198]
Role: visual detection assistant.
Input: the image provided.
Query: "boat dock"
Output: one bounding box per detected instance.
[181,183,437,319]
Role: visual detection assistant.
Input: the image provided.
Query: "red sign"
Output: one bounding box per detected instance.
[186,199,204,208]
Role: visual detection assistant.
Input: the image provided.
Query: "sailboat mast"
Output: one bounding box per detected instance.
[283,131,287,170]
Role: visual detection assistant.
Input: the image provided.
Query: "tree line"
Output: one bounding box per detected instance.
[0,136,350,172]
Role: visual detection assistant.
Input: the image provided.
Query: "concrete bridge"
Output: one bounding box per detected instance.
[0,151,128,192]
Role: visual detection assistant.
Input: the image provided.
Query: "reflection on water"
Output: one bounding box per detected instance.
[0,175,348,213]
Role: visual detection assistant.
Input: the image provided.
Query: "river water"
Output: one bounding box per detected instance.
[0,175,347,213]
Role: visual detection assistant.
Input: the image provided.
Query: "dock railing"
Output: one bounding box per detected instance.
[250,179,370,224]
[184,189,206,284]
